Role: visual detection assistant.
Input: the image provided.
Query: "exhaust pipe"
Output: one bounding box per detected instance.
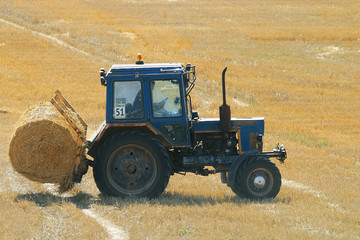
[219,67,231,133]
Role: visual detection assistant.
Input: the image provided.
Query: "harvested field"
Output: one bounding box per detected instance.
[0,0,359,239]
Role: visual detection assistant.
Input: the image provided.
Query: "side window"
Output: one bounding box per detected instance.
[113,81,144,119]
[150,79,182,118]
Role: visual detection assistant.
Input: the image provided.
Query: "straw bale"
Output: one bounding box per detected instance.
[8,102,85,192]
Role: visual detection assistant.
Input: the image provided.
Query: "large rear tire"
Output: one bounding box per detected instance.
[231,157,281,200]
[93,131,170,198]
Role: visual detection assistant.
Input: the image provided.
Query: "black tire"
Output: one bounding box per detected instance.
[93,131,170,198]
[231,157,281,200]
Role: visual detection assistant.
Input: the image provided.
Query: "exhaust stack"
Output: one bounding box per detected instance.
[219,67,231,133]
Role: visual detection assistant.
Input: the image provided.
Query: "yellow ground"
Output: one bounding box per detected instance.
[0,0,359,239]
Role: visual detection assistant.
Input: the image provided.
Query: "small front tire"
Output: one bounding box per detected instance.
[231,157,281,200]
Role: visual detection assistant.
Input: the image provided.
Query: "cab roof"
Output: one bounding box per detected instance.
[109,63,183,74]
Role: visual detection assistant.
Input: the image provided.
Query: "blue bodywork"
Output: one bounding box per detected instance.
[88,62,265,157]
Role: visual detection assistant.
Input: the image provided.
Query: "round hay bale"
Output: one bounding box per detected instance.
[8,102,84,192]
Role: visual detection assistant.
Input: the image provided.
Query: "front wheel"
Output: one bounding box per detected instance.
[93,131,170,198]
[231,157,281,200]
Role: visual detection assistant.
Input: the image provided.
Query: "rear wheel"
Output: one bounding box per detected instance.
[231,157,281,200]
[93,131,170,198]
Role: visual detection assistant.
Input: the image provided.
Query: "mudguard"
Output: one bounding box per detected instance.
[227,150,258,188]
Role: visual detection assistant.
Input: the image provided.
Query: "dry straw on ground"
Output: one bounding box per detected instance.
[8,102,84,192]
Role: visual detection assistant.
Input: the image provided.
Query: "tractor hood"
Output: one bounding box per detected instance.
[192,117,265,153]
[192,117,265,134]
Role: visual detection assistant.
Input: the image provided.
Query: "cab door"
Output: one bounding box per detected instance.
[145,76,191,147]
[106,78,145,122]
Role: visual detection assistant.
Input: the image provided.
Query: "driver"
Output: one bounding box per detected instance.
[151,81,180,117]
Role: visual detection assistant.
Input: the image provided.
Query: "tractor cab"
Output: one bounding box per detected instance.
[89,55,194,157]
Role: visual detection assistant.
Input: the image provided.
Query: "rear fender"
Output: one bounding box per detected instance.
[87,122,171,157]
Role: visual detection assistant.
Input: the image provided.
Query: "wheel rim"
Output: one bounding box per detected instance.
[246,168,274,197]
[106,144,157,195]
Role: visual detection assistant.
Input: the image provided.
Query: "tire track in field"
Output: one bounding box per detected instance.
[82,209,128,240]
[44,184,129,240]
[282,179,352,238]
[0,18,92,57]
[2,166,33,193]
[282,179,347,214]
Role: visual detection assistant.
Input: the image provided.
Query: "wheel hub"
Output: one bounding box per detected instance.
[253,176,266,189]
[126,164,137,174]
[107,144,157,195]
[246,167,274,197]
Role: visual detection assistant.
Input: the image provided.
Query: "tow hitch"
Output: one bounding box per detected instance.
[261,143,287,163]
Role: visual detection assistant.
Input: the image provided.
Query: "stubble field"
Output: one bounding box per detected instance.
[0,0,359,239]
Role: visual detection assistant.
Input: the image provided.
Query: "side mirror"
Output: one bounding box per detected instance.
[99,68,107,86]
[192,111,199,120]
[100,77,107,86]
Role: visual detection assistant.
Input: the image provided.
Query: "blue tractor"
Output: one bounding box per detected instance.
[85,54,287,199]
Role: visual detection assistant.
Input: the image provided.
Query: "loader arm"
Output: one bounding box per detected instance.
[50,90,88,182]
